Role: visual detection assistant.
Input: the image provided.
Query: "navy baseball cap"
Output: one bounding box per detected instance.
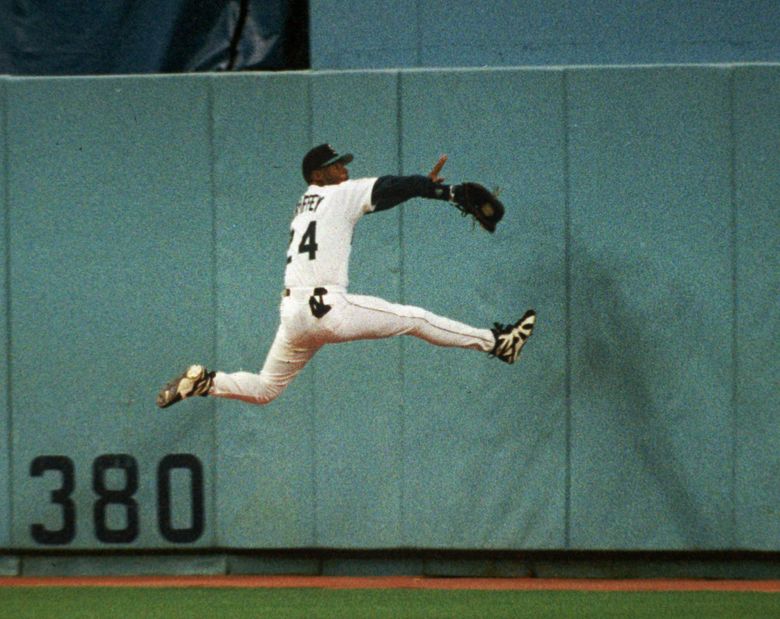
[302,144,353,181]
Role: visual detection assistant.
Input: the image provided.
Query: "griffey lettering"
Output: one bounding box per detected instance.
[294,194,324,215]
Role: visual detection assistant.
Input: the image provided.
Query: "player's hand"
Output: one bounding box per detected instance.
[428,155,448,183]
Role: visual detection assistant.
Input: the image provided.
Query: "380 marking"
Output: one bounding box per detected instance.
[29,453,205,545]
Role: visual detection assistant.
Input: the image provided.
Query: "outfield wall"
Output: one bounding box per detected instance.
[0,65,778,566]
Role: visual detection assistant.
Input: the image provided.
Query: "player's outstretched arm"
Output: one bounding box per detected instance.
[371,153,504,232]
[371,174,452,211]
[371,156,453,211]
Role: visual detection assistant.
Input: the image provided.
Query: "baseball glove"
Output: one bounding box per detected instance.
[451,182,505,233]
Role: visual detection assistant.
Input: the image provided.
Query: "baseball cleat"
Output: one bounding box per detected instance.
[491,310,536,364]
[156,364,214,409]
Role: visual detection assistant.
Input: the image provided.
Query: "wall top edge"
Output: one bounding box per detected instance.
[0,62,778,83]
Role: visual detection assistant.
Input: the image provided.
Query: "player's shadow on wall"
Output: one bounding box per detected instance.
[573,247,723,547]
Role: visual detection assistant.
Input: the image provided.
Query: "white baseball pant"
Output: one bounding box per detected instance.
[210,287,494,405]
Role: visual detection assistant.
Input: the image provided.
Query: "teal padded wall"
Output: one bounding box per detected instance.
[399,68,567,548]
[567,67,735,549]
[6,76,216,548]
[212,73,317,547]
[733,66,780,549]
[309,71,405,547]
[0,79,9,547]
[0,64,778,553]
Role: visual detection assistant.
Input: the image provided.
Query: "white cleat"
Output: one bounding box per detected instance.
[491,310,536,364]
[156,364,214,408]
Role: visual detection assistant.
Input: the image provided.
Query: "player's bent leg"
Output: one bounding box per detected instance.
[209,326,319,405]
[210,371,285,405]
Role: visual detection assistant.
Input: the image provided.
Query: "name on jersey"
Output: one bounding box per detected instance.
[294,194,324,215]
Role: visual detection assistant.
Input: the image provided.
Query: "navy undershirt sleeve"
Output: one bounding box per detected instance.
[371,175,450,212]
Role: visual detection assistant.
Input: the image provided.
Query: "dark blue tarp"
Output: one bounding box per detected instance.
[0,0,307,75]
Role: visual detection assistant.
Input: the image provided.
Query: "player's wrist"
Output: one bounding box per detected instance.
[429,181,455,202]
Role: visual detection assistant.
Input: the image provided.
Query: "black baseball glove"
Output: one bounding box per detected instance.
[451,182,505,233]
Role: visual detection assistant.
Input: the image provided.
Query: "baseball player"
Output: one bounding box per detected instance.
[157,144,535,408]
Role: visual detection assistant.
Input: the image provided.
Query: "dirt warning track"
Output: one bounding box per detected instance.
[1,576,779,592]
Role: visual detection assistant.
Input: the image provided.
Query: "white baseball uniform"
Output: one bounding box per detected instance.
[210,176,495,405]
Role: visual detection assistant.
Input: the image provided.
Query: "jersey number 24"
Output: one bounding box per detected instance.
[287,221,318,263]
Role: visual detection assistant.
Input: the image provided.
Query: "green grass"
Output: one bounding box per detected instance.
[0,588,778,619]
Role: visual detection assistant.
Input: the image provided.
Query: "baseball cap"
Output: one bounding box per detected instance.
[302,144,353,181]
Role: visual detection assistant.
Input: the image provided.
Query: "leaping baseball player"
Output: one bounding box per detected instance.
[157,144,535,408]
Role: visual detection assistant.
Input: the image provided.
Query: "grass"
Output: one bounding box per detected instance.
[0,588,778,619]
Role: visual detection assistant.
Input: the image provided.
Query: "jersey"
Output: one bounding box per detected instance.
[284,177,377,290]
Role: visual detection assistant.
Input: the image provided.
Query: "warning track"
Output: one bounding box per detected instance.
[1,576,779,592]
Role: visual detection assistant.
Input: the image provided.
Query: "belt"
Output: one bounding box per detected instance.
[283,286,329,298]
[283,286,346,297]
